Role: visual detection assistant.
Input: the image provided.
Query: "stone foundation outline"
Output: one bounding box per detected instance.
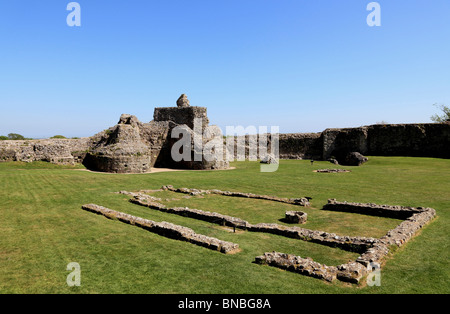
[122,186,436,284]
[81,204,240,254]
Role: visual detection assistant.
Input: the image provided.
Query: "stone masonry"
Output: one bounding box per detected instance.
[81,203,240,254]
[119,186,436,284]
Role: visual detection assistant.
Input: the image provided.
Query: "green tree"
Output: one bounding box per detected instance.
[0,135,8,140]
[50,135,67,139]
[431,104,450,123]
[7,133,25,140]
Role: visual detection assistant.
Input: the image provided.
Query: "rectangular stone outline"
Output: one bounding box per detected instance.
[121,188,437,284]
[128,192,378,253]
[256,200,436,284]
[81,204,240,254]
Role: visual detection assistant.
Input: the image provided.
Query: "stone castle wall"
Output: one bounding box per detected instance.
[231,122,450,161]
[1,97,449,173]
[322,122,450,159]
[0,137,92,165]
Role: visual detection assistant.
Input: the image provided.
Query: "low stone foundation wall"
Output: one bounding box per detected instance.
[380,207,436,247]
[255,252,338,282]
[161,185,311,207]
[314,169,350,173]
[246,223,377,253]
[81,204,240,254]
[129,193,250,229]
[322,199,426,219]
[128,190,377,254]
[119,187,437,284]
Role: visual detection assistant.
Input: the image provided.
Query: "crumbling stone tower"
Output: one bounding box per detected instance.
[82,94,228,173]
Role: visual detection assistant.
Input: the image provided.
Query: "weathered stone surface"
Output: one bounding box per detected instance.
[322,127,369,161]
[285,211,307,224]
[153,106,209,130]
[83,116,153,173]
[81,203,239,254]
[176,94,190,108]
[278,133,323,160]
[260,154,278,164]
[338,152,368,166]
[336,262,369,284]
[356,243,390,267]
[380,208,436,247]
[118,113,141,126]
[225,122,450,161]
[0,138,91,165]
[255,252,338,282]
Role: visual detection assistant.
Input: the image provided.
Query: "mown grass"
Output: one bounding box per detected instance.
[0,157,448,294]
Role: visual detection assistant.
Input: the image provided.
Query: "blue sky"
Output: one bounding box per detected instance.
[0,0,449,138]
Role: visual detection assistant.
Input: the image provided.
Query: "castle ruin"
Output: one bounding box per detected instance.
[0,95,449,172]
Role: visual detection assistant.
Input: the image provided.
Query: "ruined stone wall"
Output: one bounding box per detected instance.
[322,127,369,160]
[279,133,323,160]
[1,105,448,171]
[153,106,209,130]
[225,132,322,161]
[81,115,170,173]
[153,106,229,170]
[0,138,91,165]
[279,122,450,160]
[366,123,450,158]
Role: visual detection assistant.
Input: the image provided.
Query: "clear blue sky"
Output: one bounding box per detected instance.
[0,0,449,138]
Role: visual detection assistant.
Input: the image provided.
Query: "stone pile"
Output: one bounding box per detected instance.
[81,204,240,254]
[260,154,279,164]
[176,94,190,108]
[285,211,307,224]
[339,152,368,166]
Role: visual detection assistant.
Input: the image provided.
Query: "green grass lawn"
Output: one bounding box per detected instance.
[0,157,448,294]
